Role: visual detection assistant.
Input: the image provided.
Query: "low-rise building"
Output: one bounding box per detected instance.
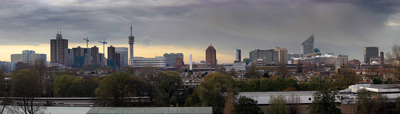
[133,56,167,68]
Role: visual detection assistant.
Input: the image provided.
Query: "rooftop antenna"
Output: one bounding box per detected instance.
[57,28,59,34]
[60,28,61,34]
[130,23,132,36]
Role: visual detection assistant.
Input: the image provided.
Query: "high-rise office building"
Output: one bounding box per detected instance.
[22,50,35,63]
[301,35,314,55]
[206,44,217,66]
[108,46,116,60]
[274,47,288,64]
[50,30,68,65]
[164,53,183,67]
[91,46,99,64]
[235,49,241,62]
[73,46,85,68]
[364,47,378,64]
[115,47,128,67]
[107,46,117,68]
[250,49,279,65]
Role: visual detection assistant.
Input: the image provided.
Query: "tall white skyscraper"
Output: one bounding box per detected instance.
[128,23,135,67]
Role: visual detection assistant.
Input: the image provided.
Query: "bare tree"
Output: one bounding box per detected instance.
[386,45,400,88]
[0,67,11,114]
[276,62,291,79]
[11,69,46,114]
[288,93,302,114]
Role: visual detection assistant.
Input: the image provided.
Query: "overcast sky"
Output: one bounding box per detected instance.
[1,0,400,63]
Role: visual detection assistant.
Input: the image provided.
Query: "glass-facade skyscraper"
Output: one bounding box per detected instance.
[364,47,378,64]
[301,35,314,55]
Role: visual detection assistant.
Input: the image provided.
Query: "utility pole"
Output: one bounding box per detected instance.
[98,39,107,67]
[83,37,89,67]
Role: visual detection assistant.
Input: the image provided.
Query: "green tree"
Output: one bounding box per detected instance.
[260,78,272,91]
[11,69,46,114]
[53,74,74,97]
[307,81,341,114]
[153,71,185,106]
[234,80,246,92]
[244,78,259,91]
[385,77,395,84]
[284,78,299,90]
[268,95,288,114]
[95,72,143,107]
[298,81,309,91]
[271,76,285,91]
[372,77,382,84]
[308,76,321,91]
[356,88,388,114]
[233,96,263,114]
[70,77,100,97]
[184,73,238,114]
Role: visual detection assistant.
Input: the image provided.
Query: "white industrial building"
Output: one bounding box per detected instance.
[133,56,166,68]
[222,62,247,71]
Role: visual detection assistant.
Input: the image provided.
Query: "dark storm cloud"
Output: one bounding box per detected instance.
[0,0,400,61]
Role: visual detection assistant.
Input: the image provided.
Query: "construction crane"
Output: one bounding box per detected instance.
[98,39,107,67]
[83,37,89,67]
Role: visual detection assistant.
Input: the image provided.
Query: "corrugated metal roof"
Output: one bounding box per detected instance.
[86,107,213,114]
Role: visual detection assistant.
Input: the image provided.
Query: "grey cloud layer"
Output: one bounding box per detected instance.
[0,0,399,61]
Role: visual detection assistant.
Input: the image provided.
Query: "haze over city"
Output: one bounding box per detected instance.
[1,0,400,63]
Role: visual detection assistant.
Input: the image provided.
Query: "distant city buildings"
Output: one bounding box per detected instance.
[11,50,46,66]
[223,62,246,71]
[243,58,250,65]
[0,61,15,72]
[364,47,378,64]
[133,56,166,68]
[235,49,241,62]
[274,47,288,64]
[301,35,314,56]
[107,46,117,68]
[164,53,183,67]
[293,53,348,68]
[116,47,129,67]
[28,54,46,65]
[206,44,217,66]
[288,53,300,61]
[250,49,279,66]
[11,54,22,63]
[349,59,361,68]
[22,50,35,63]
[335,55,348,69]
[50,30,68,65]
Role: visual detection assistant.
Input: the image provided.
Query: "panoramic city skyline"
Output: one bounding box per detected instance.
[1,0,400,63]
